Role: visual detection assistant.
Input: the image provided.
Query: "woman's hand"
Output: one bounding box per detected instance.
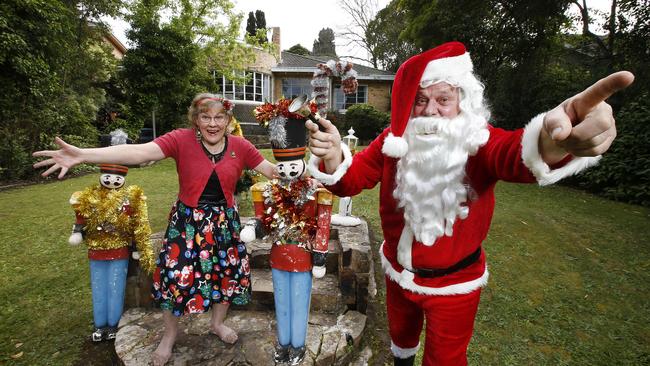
[33,137,84,178]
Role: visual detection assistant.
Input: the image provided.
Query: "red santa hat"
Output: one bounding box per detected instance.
[382,41,474,158]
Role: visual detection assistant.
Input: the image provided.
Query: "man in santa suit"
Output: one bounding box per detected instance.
[306,41,633,366]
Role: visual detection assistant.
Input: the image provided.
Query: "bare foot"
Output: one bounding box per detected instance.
[210,324,238,344]
[152,332,176,366]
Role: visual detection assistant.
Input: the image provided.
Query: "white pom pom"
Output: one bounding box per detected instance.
[240,225,256,243]
[68,232,83,246]
[312,266,326,279]
[131,251,141,260]
[382,133,408,158]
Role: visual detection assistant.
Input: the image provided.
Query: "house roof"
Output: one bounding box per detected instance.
[273,51,394,81]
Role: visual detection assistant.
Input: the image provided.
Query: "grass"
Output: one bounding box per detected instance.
[1,152,649,365]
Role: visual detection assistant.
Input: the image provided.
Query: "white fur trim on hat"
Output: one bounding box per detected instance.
[382,132,408,158]
[391,341,420,359]
[420,52,473,87]
[521,113,601,186]
[380,242,489,296]
[307,142,353,186]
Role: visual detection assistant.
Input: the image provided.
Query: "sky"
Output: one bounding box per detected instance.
[106,0,613,66]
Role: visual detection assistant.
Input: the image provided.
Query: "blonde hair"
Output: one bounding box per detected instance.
[187,93,234,128]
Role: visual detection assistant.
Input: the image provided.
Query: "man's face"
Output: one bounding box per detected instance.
[412,82,460,118]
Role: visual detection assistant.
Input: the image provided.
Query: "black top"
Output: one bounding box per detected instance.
[198,171,226,205]
[197,136,228,205]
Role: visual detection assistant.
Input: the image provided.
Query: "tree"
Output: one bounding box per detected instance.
[245,10,267,43]
[246,11,256,38]
[255,10,267,43]
[337,0,382,67]
[287,44,311,55]
[0,0,120,180]
[312,28,337,57]
[366,0,419,71]
[121,0,272,133]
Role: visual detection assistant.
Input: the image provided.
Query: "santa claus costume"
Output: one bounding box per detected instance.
[309,42,599,365]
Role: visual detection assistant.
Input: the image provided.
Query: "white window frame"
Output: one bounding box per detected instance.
[218,71,271,102]
[334,84,368,112]
[281,77,313,100]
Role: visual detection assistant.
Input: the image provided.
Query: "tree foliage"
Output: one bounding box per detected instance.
[287,44,311,55]
[312,28,337,57]
[0,0,120,181]
[366,0,419,71]
[245,9,267,43]
[120,0,271,133]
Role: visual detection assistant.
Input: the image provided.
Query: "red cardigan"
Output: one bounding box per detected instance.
[154,129,264,208]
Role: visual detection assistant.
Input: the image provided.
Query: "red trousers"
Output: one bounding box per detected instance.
[386,276,481,366]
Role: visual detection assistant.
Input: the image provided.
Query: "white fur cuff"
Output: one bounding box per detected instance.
[307,142,353,186]
[521,113,601,186]
[391,341,420,359]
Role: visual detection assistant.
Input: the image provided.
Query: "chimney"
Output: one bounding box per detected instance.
[271,27,281,58]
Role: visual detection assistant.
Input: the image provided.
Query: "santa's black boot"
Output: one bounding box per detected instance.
[394,355,415,366]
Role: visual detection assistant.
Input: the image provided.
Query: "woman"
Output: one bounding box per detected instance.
[33,93,276,366]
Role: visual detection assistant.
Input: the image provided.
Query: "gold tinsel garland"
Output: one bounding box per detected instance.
[261,178,318,246]
[73,184,155,274]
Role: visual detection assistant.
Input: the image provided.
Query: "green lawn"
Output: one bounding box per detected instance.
[1,154,649,365]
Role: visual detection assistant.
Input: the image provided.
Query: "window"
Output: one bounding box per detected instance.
[218,72,270,102]
[281,78,313,100]
[334,85,367,110]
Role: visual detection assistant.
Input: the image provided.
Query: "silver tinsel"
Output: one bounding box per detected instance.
[268,116,288,148]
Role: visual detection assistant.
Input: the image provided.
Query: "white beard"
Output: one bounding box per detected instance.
[393,113,489,245]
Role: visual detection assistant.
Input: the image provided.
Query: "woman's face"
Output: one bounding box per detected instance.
[196,106,230,147]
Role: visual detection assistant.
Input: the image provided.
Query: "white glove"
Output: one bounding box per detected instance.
[131,251,140,260]
[240,224,256,243]
[312,266,326,278]
[68,232,83,246]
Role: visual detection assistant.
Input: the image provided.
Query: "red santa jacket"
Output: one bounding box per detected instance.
[311,125,547,295]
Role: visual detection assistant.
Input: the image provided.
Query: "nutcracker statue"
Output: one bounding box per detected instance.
[241,98,333,365]
[69,153,155,342]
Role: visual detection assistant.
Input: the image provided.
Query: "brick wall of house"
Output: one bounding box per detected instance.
[365,81,391,113]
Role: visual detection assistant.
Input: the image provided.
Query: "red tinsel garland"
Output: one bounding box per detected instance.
[261,178,318,246]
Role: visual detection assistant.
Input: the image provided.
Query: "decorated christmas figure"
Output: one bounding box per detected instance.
[241,98,333,365]
[69,162,155,342]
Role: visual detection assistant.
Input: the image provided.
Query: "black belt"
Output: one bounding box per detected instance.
[408,247,482,278]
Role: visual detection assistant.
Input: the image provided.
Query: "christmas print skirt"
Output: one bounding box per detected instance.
[152,201,251,316]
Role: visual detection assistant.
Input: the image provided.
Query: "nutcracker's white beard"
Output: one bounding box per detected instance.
[394,113,489,245]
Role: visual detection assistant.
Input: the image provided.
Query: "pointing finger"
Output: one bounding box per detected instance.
[572,71,634,119]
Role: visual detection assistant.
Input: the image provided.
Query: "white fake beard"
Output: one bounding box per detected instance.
[393,113,489,245]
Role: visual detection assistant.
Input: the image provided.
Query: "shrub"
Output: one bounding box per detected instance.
[340,104,389,144]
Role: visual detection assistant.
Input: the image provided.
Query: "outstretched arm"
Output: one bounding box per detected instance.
[540,71,635,164]
[33,137,166,178]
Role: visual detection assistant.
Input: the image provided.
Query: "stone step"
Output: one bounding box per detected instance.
[234,268,345,315]
[115,307,366,366]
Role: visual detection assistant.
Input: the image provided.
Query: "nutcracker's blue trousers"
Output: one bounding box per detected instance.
[271,268,312,348]
[89,259,128,328]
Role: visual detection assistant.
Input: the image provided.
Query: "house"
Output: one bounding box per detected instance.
[216,27,394,129]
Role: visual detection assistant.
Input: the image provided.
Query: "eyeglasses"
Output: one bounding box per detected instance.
[199,114,227,124]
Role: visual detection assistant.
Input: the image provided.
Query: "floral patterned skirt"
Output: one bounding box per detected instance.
[152,201,251,316]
